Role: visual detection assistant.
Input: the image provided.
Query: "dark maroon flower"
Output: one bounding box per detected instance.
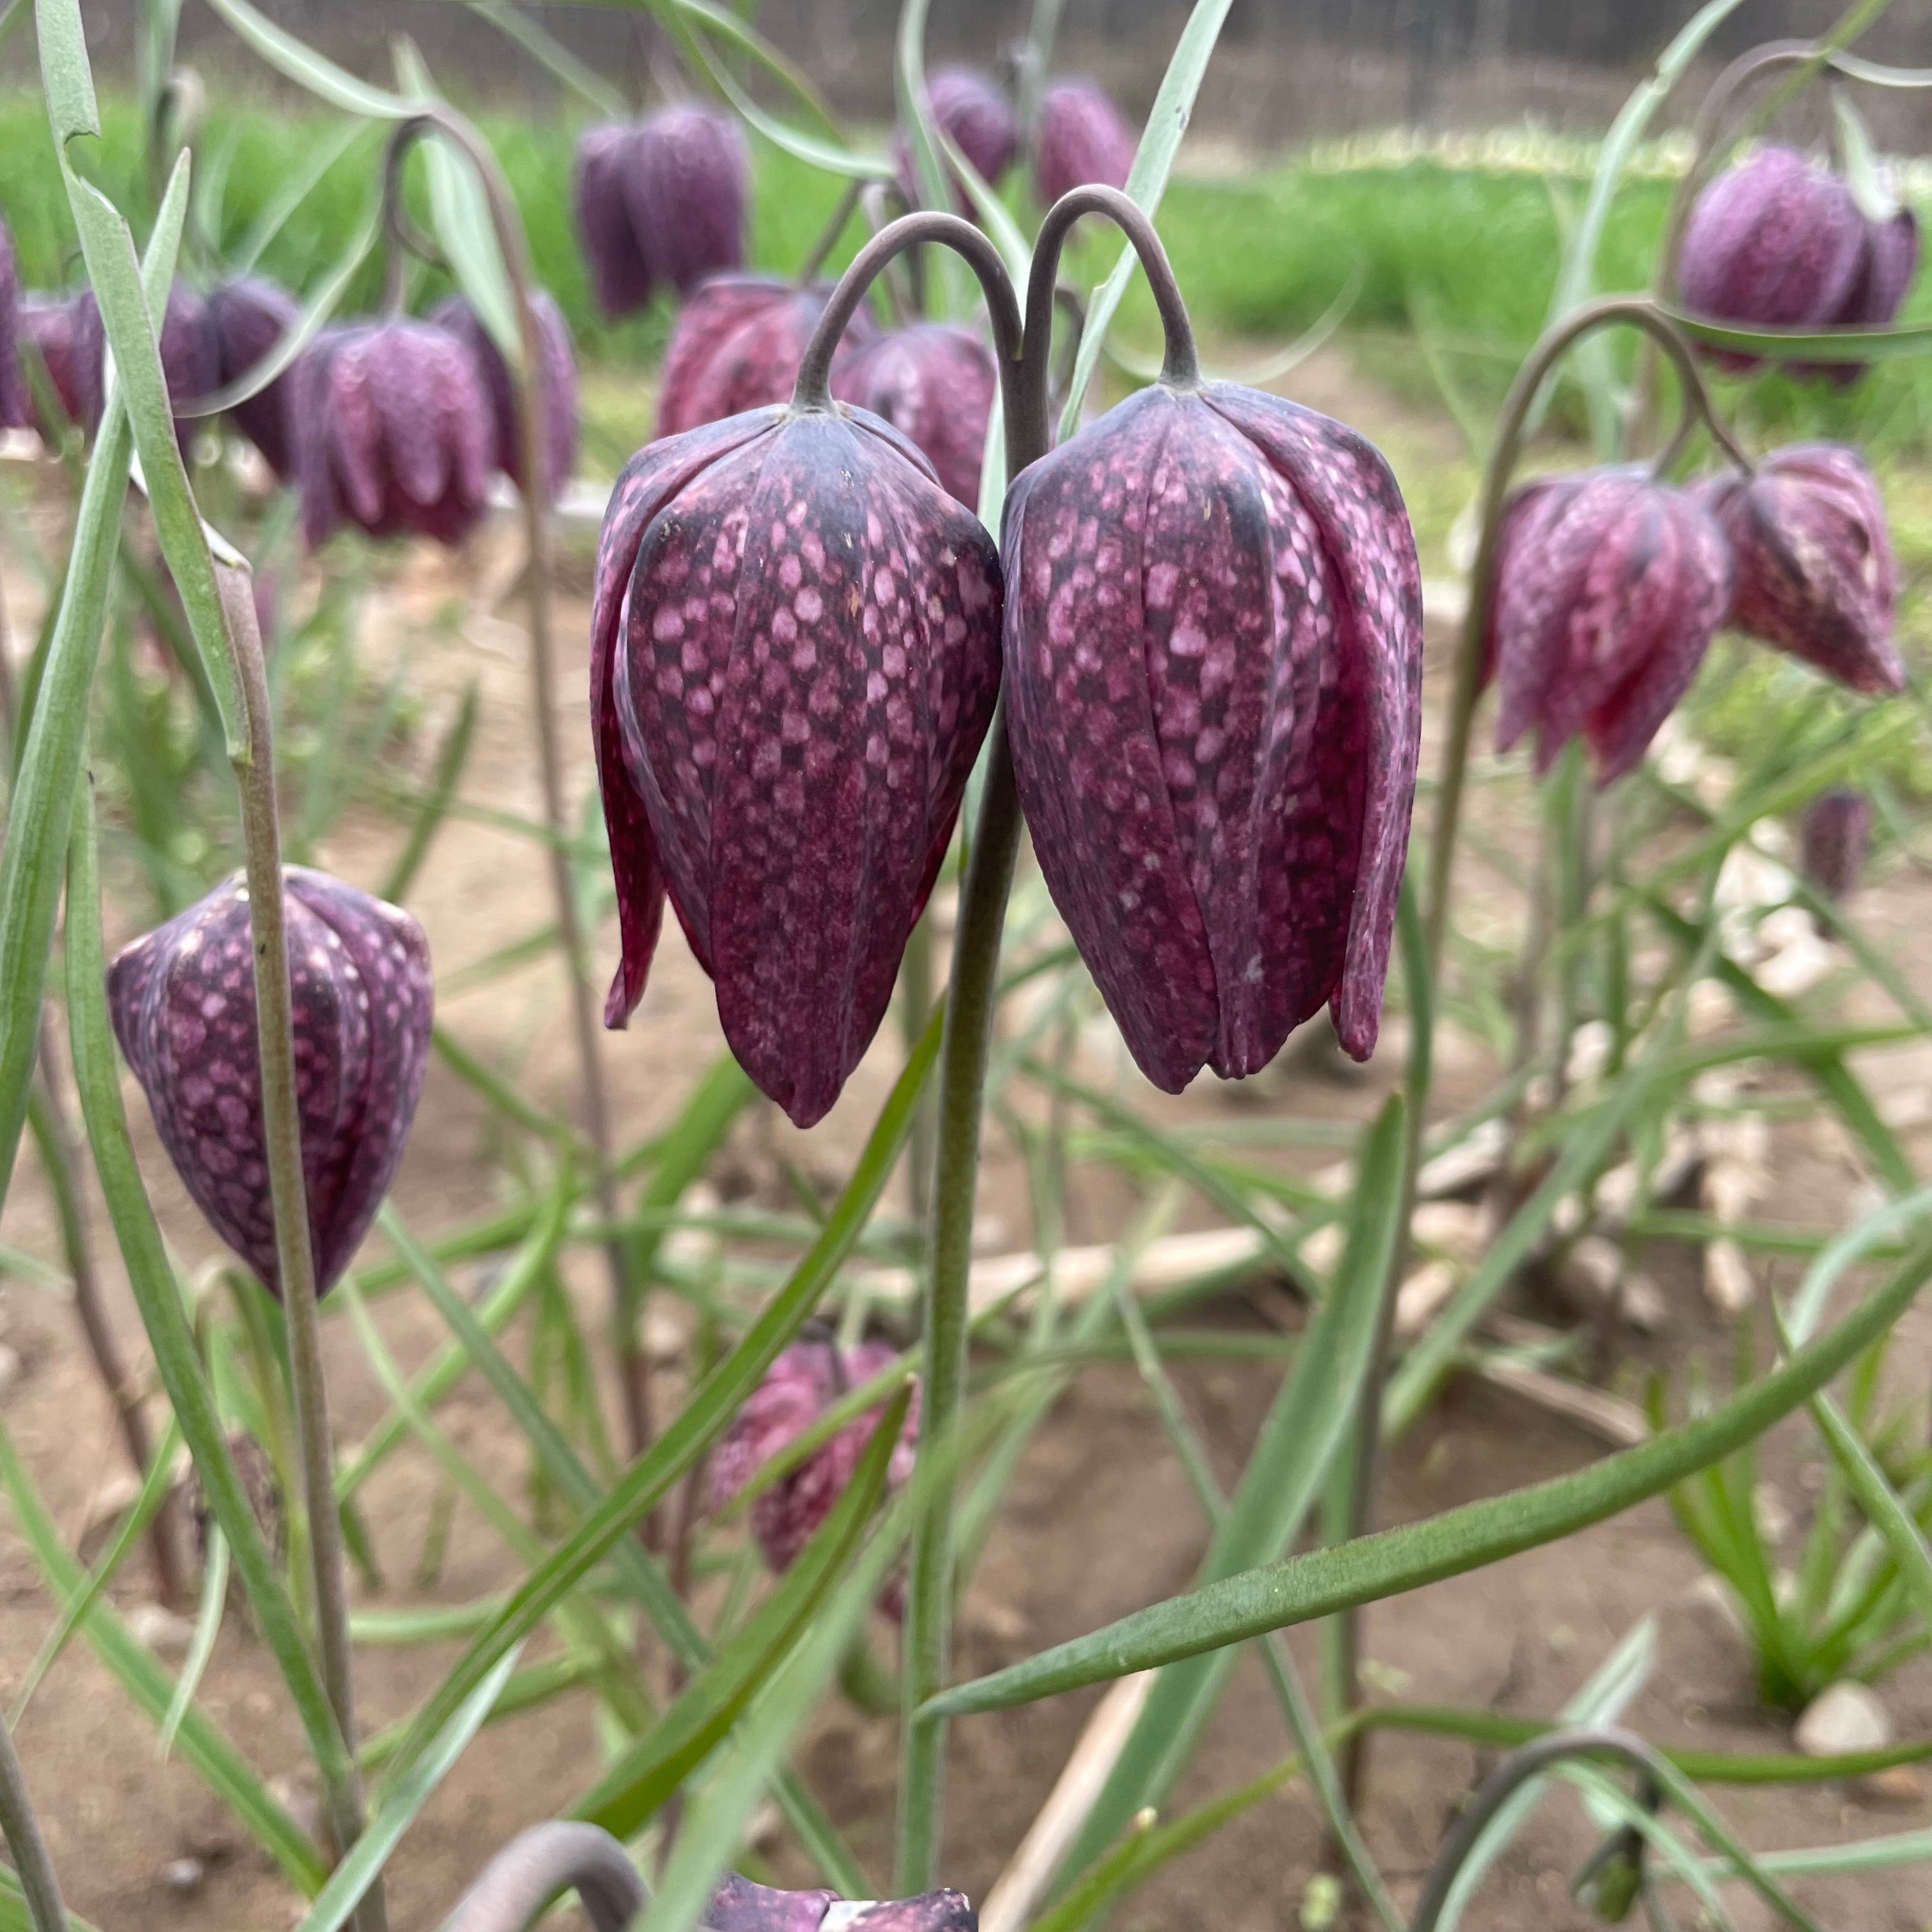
[830,323,996,508]
[1033,79,1137,208]
[708,1338,917,1574]
[18,290,105,438]
[1489,467,1732,783]
[575,123,657,320]
[1842,207,1920,328]
[893,66,1020,213]
[431,291,579,503]
[1676,145,1866,371]
[705,1880,973,1932]
[654,275,877,440]
[592,399,1002,1125]
[107,869,433,1296]
[70,284,219,451]
[1800,788,1873,903]
[1002,380,1422,1092]
[293,319,493,548]
[627,105,749,299]
[1695,443,1902,694]
[207,277,300,479]
[0,220,20,431]
[573,109,747,321]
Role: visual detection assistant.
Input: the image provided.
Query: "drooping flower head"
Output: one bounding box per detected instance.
[1033,79,1137,208]
[431,290,579,503]
[572,107,748,320]
[830,323,997,509]
[1800,788,1873,903]
[1488,467,1732,783]
[654,274,877,440]
[893,66,1020,213]
[16,291,104,438]
[293,319,494,547]
[707,1877,974,1932]
[68,284,219,450]
[592,388,1002,1125]
[1694,443,1902,694]
[206,277,301,479]
[708,1338,918,1575]
[107,869,433,1296]
[1676,143,1917,378]
[1002,378,1423,1092]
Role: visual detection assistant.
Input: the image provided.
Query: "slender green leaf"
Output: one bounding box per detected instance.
[290,1651,522,1932]
[576,1383,912,1837]
[202,0,424,116]
[0,1418,326,1892]
[925,1233,1932,1717]
[468,0,628,118]
[1062,1098,1407,1878]
[157,1528,228,1759]
[378,1008,942,1787]
[1661,307,1932,361]
[382,681,479,903]
[225,118,370,275]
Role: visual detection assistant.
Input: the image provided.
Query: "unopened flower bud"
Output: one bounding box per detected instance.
[1033,79,1137,207]
[1800,788,1873,902]
[893,67,1020,214]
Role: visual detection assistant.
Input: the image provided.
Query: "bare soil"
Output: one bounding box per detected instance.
[4,353,1932,1930]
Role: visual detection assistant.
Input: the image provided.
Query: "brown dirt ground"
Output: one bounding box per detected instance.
[4,352,1932,1931]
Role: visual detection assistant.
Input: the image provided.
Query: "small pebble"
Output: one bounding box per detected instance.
[1856,1764,1924,1807]
[162,1859,204,1892]
[1795,1680,1892,1757]
[126,1602,194,1658]
[0,1343,23,1400]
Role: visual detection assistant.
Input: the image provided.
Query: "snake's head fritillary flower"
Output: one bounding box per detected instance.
[1032,79,1137,208]
[107,869,433,1296]
[431,291,579,503]
[66,285,218,450]
[293,320,493,548]
[706,1878,974,1932]
[1489,467,1732,783]
[1800,788,1873,903]
[830,323,997,509]
[708,1338,918,1575]
[17,290,104,438]
[206,277,300,479]
[1676,145,1867,372]
[592,390,1002,1125]
[1002,378,1423,1092]
[654,275,878,440]
[893,66,1020,214]
[1696,443,1902,694]
[627,105,750,300]
[575,123,657,320]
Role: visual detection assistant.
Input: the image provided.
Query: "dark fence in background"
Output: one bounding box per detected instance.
[60,0,1932,150]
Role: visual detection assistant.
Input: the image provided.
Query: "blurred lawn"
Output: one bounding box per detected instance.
[4,86,1931,466]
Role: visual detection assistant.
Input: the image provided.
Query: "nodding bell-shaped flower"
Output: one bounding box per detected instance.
[1002,374,1423,1092]
[830,323,997,509]
[1694,443,1903,694]
[431,291,579,503]
[0,220,20,431]
[107,869,433,1297]
[708,1338,918,1577]
[206,277,300,479]
[893,66,1020,213]
[706,1877,974,1932]
[72,284,218,451]
[17,291,104,438]
[1032,79,1137,208]
[573,107,748,319]
[1489,468,1733,783]
[1676,144,1918,376]
[1800,787,1873,903]
[293,320,494,548]
[654,274,878,440]
[592,371,1003,1126]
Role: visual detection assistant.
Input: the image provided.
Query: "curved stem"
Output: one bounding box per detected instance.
[1332,295,1739,1823]
[377,118,448,319]
[443,1823,645,1932]
[221,562,383,1932]
[0,1715,66,1932]
[798,178,865,284]
[1408,1728,1665,1931]
[1027,185,1200,390]
[792,210,1025,410]
[415,106,650,1475]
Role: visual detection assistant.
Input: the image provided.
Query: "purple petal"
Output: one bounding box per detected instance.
[208,277,300,479]
[830,324,997,508]
[625,105,749,298]
[575,125,654,320]
[703,1876,838,1932]
[1033,79,1137,207]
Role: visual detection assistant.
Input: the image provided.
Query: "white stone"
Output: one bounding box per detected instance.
[1795,1680,1892,1758]
[126,1602,194,1658]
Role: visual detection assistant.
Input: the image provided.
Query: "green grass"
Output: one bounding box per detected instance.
[5,85,1931,462]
